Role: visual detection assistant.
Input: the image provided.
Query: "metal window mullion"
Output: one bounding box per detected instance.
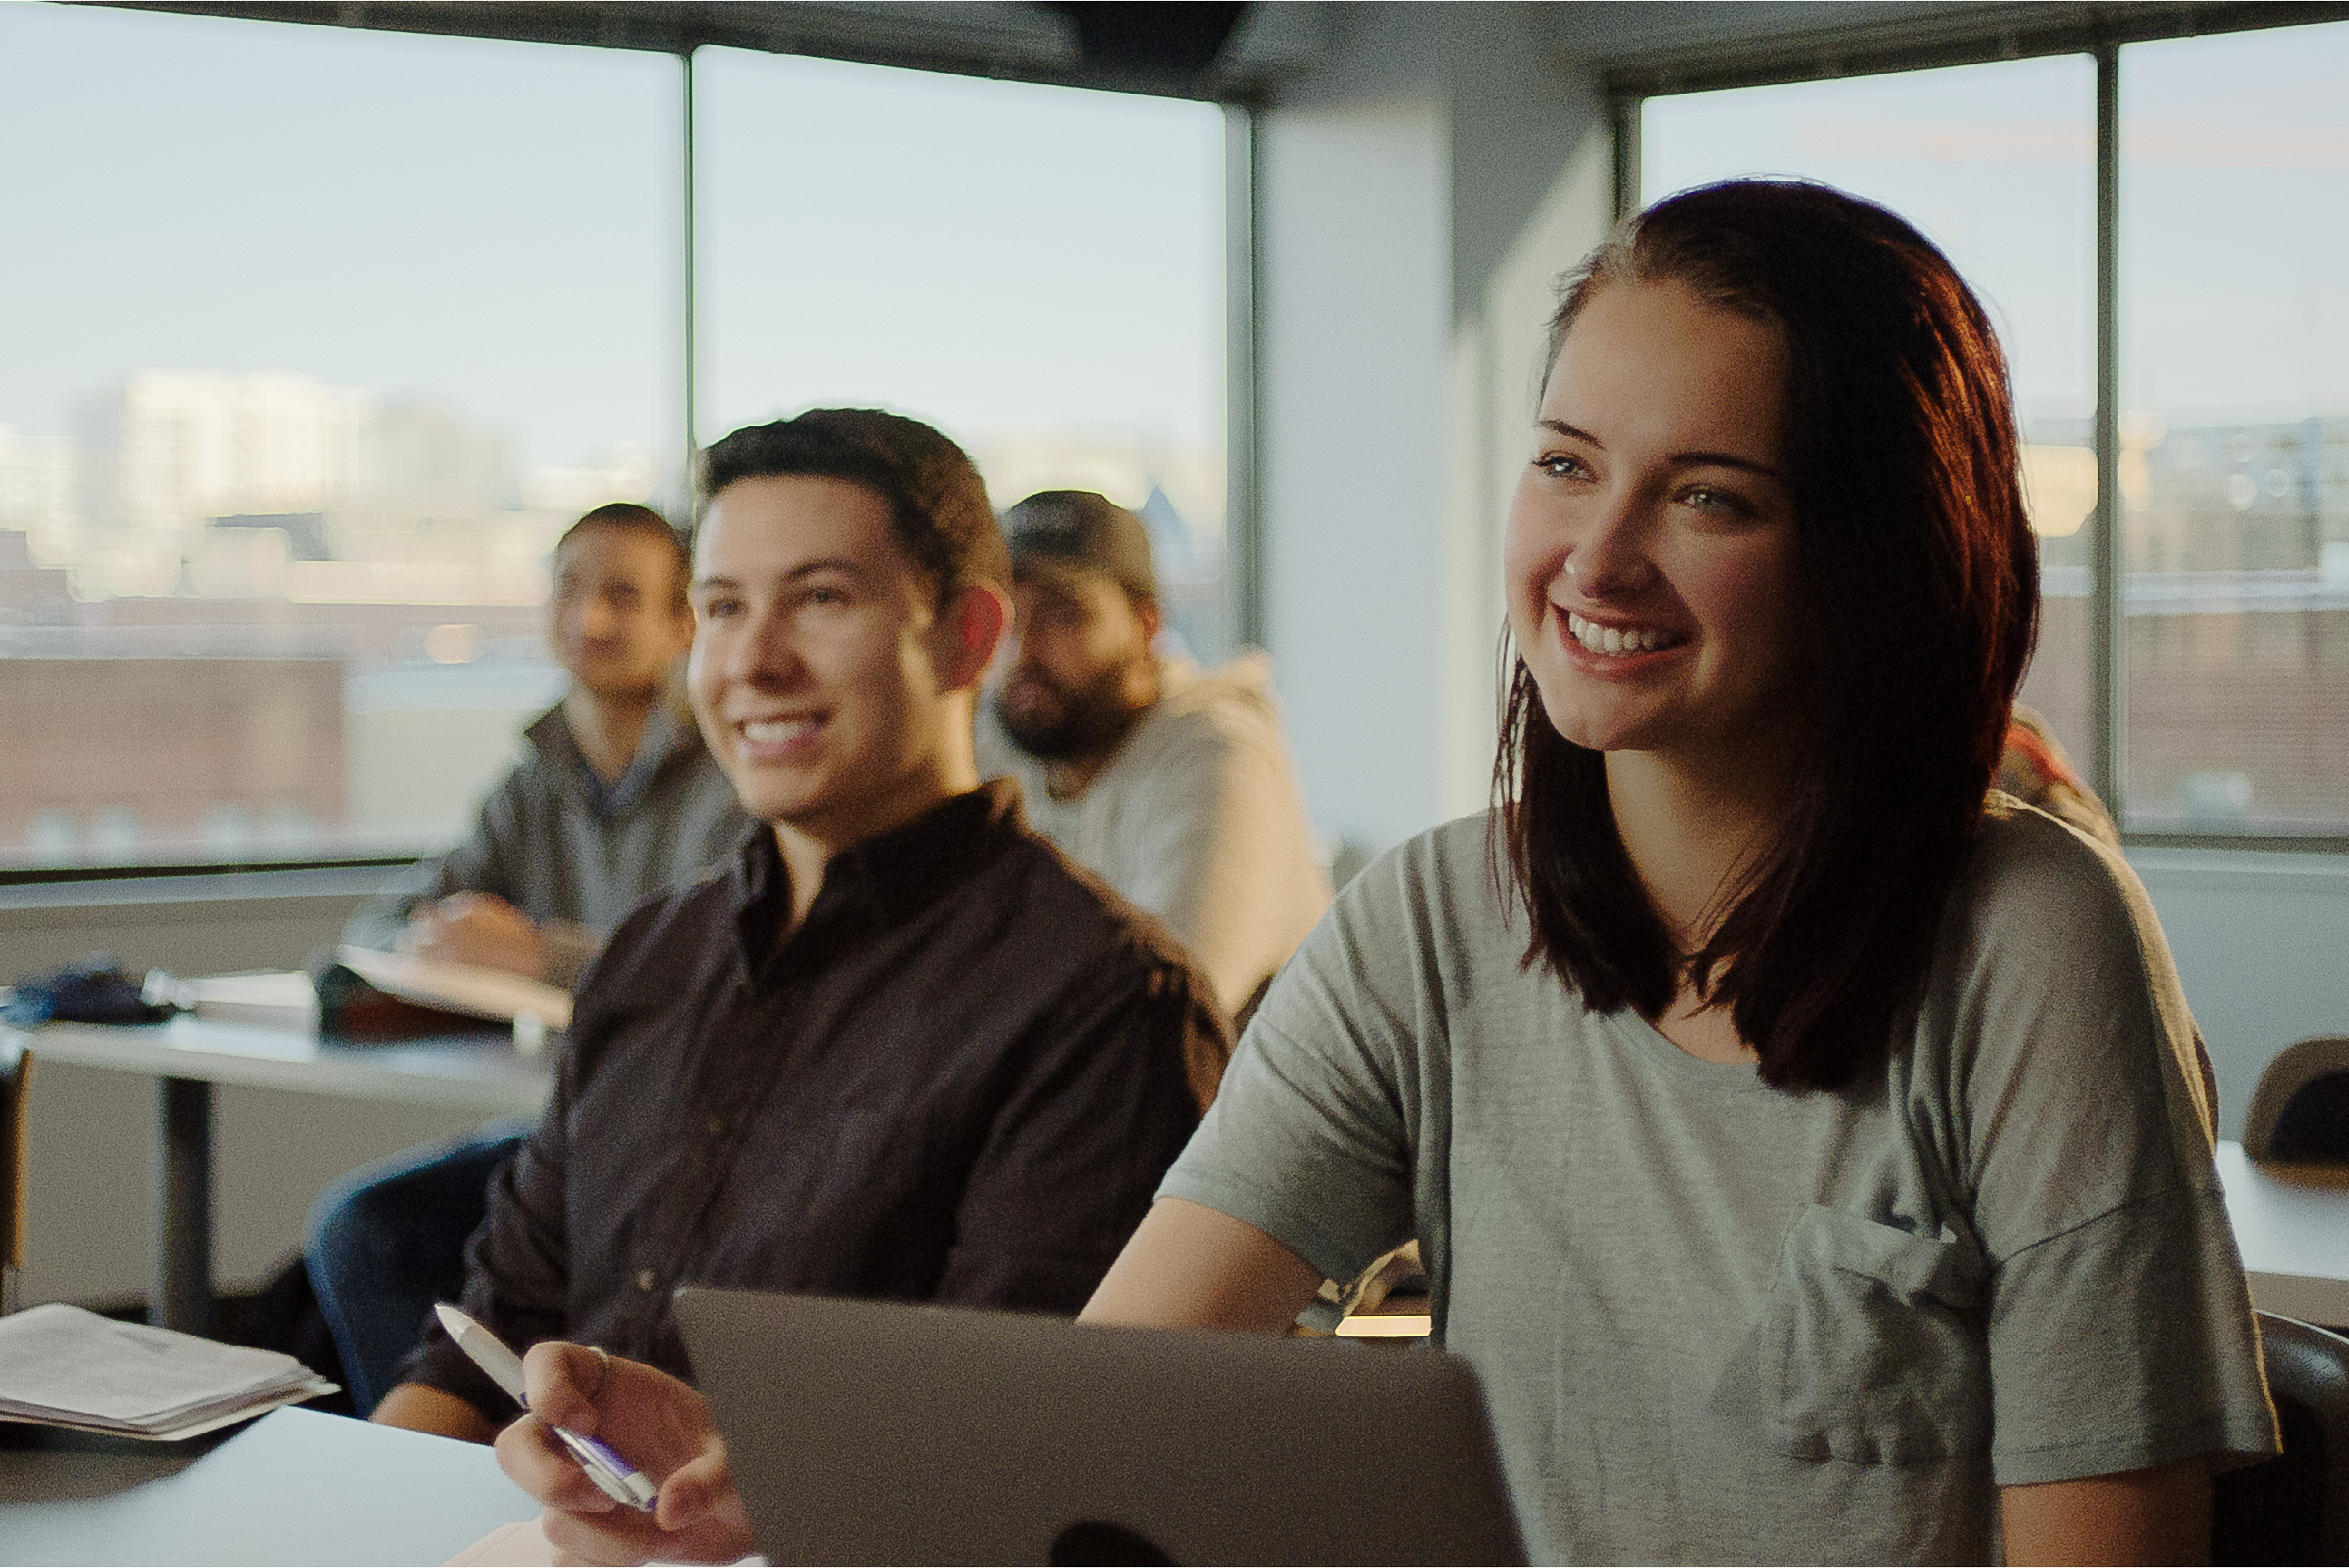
[2092,41,2124,812]
[1613,93,1644,218]
[681,48,701,486]
[1224,103,1262,655]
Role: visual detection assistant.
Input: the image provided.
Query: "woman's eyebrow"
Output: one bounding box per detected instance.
[1538,418,1601,446]
[1674,449,1786,480]
[1538,419,1782,480]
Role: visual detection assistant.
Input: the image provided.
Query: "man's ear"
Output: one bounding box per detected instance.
[937,581,1009,692]
[1134,592,1164,650]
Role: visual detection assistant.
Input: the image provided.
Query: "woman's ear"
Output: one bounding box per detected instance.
[936,580,1009,693]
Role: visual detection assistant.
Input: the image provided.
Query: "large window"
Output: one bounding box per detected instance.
[2119,26,2349,832]
[1637,17,2349,842]
[0,5,677,868]
[1643,56,2098,771]
[0,6,1229,873]
[693,50,1229,657]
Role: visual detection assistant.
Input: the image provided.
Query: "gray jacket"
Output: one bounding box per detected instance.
[344,699,751,986]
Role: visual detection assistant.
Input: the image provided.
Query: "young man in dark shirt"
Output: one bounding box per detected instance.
[372,409,1228,1442]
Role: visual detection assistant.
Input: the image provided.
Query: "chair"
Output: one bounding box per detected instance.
[1,1036,31,1314]
[2214,1312,2349,1564]
[2245,1038,2349,1165]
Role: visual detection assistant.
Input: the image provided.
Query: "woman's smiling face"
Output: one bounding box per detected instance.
[1504,279,1806,776]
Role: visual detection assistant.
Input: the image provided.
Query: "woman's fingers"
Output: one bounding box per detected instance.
[495,1414,616,1516]
[538,1500,673,1566]
[517,1341,611,1436]
[497,1343,754,1564]
[654,1436,746,1538]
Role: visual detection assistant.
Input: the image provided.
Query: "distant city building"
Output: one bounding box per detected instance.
[78,369,369,535]
[0,424,76,541]
[0,654,346,865]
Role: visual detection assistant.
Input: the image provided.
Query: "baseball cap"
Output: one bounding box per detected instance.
[1001,490,1157,600]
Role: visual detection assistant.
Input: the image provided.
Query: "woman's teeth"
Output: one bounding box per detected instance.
[1567,612,1681,656]
[742,717,817,745]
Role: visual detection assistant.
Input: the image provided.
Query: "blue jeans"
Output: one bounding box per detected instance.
[304,1119,532,1416]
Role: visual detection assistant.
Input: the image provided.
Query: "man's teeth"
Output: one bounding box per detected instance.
[742,717,818,744]
[1566,612,1680,656]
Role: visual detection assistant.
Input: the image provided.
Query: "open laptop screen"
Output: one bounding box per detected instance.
[674,1287,1526,1566]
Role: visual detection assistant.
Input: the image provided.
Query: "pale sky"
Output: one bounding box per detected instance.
[1644,23,2349,430]
[9,4,2341,477]
[0,2,1225,477]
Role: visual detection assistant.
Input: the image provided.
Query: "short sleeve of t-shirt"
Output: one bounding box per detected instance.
[1919,805,2276,1484]
[1156,834,1437,1286]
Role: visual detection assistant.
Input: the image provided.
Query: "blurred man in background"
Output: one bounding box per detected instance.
[979,490,1330,1027]
[342,502,746,985]
[315,502,748,1413]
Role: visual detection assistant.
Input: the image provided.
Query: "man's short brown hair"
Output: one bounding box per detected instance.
[697,410,1008,609]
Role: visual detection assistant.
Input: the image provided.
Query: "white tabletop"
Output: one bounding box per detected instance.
[2216,1139,2349,1326]
[0,1406,535,1566]
[11,1015,552,1115]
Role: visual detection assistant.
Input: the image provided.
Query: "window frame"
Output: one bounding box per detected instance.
[1,5,1262,886]
[1613,2,2349,855]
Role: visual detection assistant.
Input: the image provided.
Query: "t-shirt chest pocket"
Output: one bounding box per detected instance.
[1763,1204,1991,1466]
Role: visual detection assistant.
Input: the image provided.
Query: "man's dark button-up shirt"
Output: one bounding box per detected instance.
[402,782,1229,1421]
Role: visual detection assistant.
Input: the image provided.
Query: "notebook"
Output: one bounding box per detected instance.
[673,1286,1526,1566]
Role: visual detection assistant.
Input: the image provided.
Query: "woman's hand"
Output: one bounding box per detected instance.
[492,1342,753,1566]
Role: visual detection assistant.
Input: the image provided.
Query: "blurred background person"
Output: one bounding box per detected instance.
[342,502,746,985]
[978,491,1331,1028]
[313,502,749,1413]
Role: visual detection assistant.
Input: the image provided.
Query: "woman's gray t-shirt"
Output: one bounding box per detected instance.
[1160,799,2276,1564]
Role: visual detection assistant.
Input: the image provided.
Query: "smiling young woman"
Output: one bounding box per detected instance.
[1086,181,2276,1563]
[494,183,2276,1568]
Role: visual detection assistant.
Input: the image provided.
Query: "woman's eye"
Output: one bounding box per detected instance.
[1682,485,1754,517]
[698,596,742,619]
[1534,452,1588,479]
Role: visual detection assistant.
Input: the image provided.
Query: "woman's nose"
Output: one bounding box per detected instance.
[1565,502,1658,598]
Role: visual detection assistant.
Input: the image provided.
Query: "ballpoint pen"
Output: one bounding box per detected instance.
[435,1302,660,1512]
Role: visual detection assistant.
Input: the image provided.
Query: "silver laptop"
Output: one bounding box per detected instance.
[673,1287,1526,1566]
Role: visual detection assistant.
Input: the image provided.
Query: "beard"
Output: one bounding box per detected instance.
[996,660,1145,762]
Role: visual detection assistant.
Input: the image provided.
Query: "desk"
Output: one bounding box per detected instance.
[2217,1139,2349,1326]
[10,1016,551,1335]
[0,1405,534,1566]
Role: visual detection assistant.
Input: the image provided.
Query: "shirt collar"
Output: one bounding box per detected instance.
[527,697,701,819]
[730,779,1026,971]
[604,701,697,814]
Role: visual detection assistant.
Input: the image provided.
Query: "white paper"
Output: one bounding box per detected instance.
[0,1302,335,1436]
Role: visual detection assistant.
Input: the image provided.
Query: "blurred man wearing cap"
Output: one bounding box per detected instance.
[980,490,1331,1026]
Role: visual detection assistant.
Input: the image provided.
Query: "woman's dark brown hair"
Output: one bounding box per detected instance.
[1495,179,2040,1092]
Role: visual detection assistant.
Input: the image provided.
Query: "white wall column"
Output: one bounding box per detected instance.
[1256,3,1613,866]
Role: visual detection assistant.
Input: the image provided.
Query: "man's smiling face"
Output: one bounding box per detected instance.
[687,473,969,851]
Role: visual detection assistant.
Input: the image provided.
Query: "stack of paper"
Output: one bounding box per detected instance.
[0,1302,337,1440]
[142,968,323,1030]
